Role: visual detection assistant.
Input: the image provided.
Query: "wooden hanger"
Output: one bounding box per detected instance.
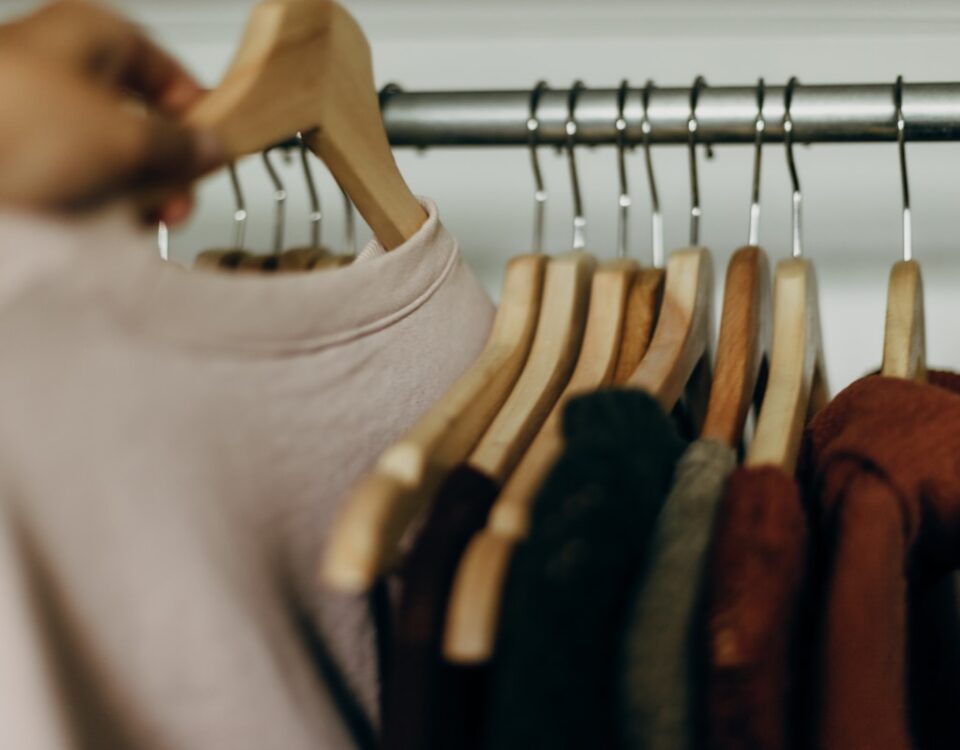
[487,258,637,534]
[613,268,665,383]
[465,81,598,485]
[187,0,426,250]
[701,246,771,447]
[467,250,595,481]
[321,254,547,591]
[625,77,715,413]
[625,246,714,408]
[701,80,774,447]
[745,258,827,471]
[745,78,829,473]
[882,260,925,379]
[881,77,926,382]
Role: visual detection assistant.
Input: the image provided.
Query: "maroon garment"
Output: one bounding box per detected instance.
[801,372,960,750]
[705,467,809,750]
[382,465,499,750]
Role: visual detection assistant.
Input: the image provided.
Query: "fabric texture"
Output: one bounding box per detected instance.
[0,200,494,750]
[704,466,809,750]
[620,438,737,750]
[485,389,687,750]
[382,465,499,750]
[800,371,960,750]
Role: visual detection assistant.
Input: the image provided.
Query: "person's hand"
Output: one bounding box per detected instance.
[0,0,224,225]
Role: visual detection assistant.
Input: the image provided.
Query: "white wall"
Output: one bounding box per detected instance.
[6,0,960,390]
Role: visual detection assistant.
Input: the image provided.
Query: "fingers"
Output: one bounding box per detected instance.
[119,30,206,115]
[5,0,205,114]
[0,56,223,212]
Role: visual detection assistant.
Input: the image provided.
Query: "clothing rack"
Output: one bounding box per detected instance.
[379,82,960,147]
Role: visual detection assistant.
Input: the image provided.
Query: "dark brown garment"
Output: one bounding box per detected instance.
[705,466,809,750]
[382,465,499,750]
[800,372,960,750]
[486,389,687,750]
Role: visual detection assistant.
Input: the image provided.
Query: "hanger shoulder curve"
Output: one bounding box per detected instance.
[468,250,596,483]
[187,0,425,249]
[746,257,827,472]
[379,254,548,483]
[443,530,515,663]
[626,247,714,411]
[881,259,926,381]
[613,267,665,384]
[701,245,772,447]
[321,254,547,593]
[487,258,637,537]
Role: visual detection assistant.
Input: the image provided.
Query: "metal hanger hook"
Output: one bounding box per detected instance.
[688,76,707,246]
[527,80,549,253]
[262,147,287,254]
[641,79,664,268]
[615,79,632,259]
[784,76,803,258]
[565,80,587,250]
[748,78,765,246]
[228,163,248,251]
[296,132,322,248]
[895,75,913,262]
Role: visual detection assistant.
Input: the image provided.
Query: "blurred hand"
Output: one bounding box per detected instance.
[0,0,224,225]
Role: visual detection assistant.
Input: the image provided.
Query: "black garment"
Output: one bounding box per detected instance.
[485,389,688,750]
[382,465,499,750]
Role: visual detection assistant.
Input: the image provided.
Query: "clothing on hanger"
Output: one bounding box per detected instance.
[485,389,686,750]
[0,200,493,750]
[618,438,736,750]
[704,465,811,750]
[800,371,960,750]
[381,465,500,750]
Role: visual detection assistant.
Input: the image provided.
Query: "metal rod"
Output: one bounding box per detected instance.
[380,82,960,147]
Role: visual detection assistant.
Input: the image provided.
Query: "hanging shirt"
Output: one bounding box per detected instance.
[485,389,687,750]
[800,372,960,750]
[704,466,810,750]
[382,464,500,750]
[0,199,494,750]
[619,437,737,750]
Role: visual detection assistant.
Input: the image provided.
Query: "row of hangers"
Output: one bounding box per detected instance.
[185,0,925,665]
[321,71,925,663]
[192,136,358,272]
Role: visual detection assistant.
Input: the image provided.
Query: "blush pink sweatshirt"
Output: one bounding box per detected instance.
[0,200,494,749]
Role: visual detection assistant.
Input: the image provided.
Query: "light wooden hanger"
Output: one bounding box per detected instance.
[187,0,426,250]
[624,77,715,413]
[613,81,668,384]
[443,80,715,664]
[701,79,773,448]
[746,78,829,473]
[881,76,926,382]
[465,81,596,486]
[320,83,555,592]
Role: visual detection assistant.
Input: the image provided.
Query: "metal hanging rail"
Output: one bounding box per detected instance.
[380,82,960,147]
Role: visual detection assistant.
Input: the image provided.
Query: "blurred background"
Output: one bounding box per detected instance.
[5,0,960,388]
